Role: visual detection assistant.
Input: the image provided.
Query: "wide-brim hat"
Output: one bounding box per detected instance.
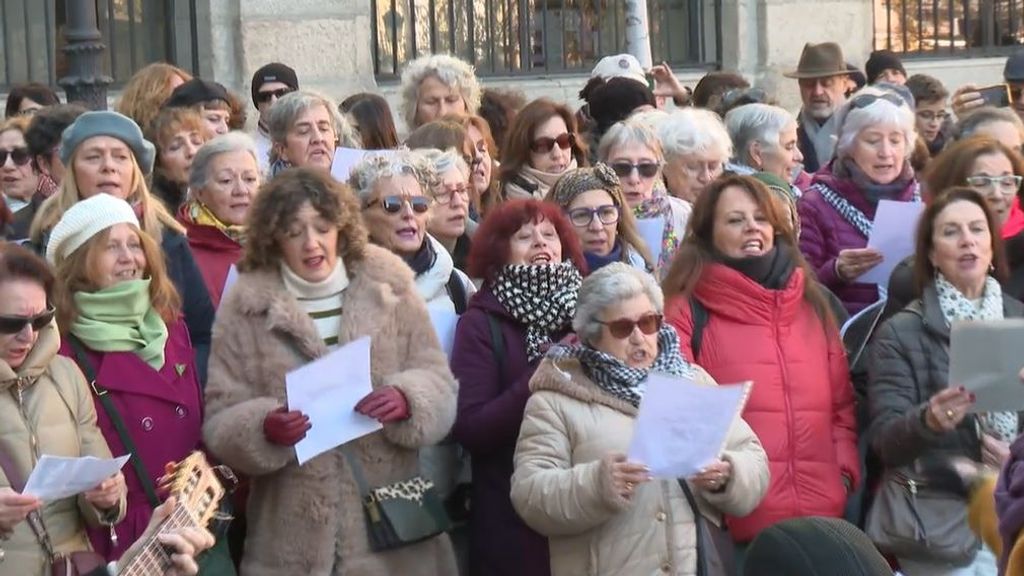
[784,42,849,79]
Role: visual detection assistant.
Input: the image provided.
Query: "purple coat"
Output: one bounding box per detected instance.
[58,319,203,561]
[997,435,1024,573]
[797,163,919,315]
[451,287,552,576]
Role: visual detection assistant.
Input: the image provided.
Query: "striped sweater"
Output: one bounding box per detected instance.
[280,260,348,349]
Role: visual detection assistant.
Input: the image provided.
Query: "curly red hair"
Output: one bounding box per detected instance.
[467,198,587,284]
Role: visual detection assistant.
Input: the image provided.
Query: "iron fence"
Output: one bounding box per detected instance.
[371,0,722,79]
[876,0,1024,56]
[0,0,200,91]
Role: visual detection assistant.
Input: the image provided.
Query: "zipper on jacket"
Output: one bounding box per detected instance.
[11,378,40,468]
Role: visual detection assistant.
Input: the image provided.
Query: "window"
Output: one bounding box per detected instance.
[371,0,721,79]
[876,0,1024,55]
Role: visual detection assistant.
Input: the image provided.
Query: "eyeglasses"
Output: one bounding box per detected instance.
[0,306,55,335]
[530,132,575,154]
[849,92,907,110]
[609,162,661,179]
[567,204,619,227]
[433,185,470,205]
[916,110,950,122]
[596,313,663,339]
[367,195,432,214]
[256,87,293,104]
[0,147,32,167]
[966,174,1023,195]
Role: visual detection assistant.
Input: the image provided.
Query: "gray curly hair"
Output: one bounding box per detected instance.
[399,54,482,129]
[347,149,435,205]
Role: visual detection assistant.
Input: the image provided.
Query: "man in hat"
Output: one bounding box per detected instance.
[251,62,299,172]
[952,49,1024,122]
[785,42,850,173]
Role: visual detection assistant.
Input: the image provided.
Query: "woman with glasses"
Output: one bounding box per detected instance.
[664,175,859,558]
[906,74,950,158]
[511,262,768,576]
[450,199,587,576]
[926,137,1022,225]
[798,87,921,315]
[498,98,588,201]
[598,120,690,276]
[0,242,127,576]
[406,119,483,228]
[350,151,474,313]
[547,163,654,273]
[654,108,733,204]
[4,83,59,119]
[0,117,41,240]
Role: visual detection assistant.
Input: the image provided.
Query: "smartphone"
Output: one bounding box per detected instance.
[978,84,1012,108]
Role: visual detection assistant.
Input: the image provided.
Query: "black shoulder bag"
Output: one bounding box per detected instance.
[677,479,737,576]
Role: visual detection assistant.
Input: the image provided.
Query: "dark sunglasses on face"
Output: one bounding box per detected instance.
[849,92,907,110]
[368,195,432,214]
[256,87,294,104]
[530,132,575,154]
[0,147,32,167]
[567,204,619,227]
[609,162,661,179]
[598,313,663,339]
[0,306,55,335]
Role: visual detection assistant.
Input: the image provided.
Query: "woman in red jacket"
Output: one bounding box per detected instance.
[663,174,859,556]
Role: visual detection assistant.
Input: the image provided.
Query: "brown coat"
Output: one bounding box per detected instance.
[0,322,126,576]
[202,245,458,576]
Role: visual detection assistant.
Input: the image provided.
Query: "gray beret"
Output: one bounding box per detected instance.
[59,111,156,175]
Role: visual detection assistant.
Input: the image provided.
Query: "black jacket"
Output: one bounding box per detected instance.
[161,229,214,385]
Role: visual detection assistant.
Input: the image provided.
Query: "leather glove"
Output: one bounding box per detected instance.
[263,406,311,446]
[354,386,410,423]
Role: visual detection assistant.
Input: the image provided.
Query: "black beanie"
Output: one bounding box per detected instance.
[585,76,655,134]
[865,50,906,85]
[251,62,299,107]
[164,79,229,109]
[743,517,894,576]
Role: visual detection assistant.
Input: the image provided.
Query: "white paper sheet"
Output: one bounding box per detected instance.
[430,310,460,358]
[949,319,1024,413]
[330,148,397,183]
[23,454,130,502]
[628,373,751,478]
[860,200,924,285]
[286,336,382,464]
[635,216,665,265]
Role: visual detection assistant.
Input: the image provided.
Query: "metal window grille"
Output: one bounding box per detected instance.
[876,0,1024,56]
[371,0,722,79]
[0,0,200,91]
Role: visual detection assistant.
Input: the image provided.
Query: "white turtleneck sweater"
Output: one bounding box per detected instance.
[280,260,349,349]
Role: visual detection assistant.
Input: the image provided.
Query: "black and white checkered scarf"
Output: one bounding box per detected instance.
[491,262,583,361]
[547,325,694,408]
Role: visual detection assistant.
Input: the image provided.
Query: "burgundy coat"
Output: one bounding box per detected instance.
[450,287,552,576]
[58,319,203,561]
[797,162,919,315]
[179,218,243,309]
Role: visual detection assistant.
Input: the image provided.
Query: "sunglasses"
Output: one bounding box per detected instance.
[530,132,575,154]
[256,87,293,104]
[0,147,32,167]
[849,92,907,110]
[597,312,663,339]
[567,204,619,227]
[0,306,55,335]
[609,162,661,179]
[368,195,432,214]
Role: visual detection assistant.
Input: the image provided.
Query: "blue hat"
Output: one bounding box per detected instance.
[59,111,156,175]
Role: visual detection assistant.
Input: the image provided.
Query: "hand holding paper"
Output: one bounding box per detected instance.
[83,471,125,510]
[859,199,925,285]
[0,488,41,533]
[22,454,131,503]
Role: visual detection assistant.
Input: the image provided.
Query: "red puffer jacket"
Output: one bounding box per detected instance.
[665,262,859,543]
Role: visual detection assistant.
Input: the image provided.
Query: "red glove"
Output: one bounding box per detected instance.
[354,386,410,423]
[263,407,311,446]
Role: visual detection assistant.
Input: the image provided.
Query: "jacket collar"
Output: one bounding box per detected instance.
[0,321,60,391]
[529,356,638,417]
[694,262,806,324]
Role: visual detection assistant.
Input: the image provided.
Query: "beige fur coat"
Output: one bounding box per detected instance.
[202,245,458,576]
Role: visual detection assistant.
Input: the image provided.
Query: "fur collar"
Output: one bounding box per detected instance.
[227,245,415,361]
[529,356,638,417]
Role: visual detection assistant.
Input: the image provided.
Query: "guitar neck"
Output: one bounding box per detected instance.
[118,508,193,576]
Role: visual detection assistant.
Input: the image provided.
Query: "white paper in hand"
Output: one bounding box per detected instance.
[950,319,1024,413]
[628,373,751,479]
[23,454,130,502]
[861,200,924,285]
[286,336,382,464]
[635,217,665,265]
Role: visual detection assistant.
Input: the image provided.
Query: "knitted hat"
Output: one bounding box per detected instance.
[46,193,140,264]
[865,50,906,85]
[59,111,156,175]
[251,62,299,107]
[164,78,230,109]
[591,54,647,86]
[586,77,656,133]
[549,163,624,207]
[846,63,867,92]
[743,517,894,576]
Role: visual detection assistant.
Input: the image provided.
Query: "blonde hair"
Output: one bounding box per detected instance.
[116,63,193,133]
[30,148,184,244]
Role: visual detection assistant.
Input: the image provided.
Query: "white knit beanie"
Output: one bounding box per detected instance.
[46,194,140,264]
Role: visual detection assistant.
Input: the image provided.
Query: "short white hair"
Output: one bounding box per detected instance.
[834,86,917,160]
[655,108,732,163]
[348,149,433,205]
[597,120,664,163]
[573,262,664,345]
[400,54,482,129]
[189,131,259,191]
[629,108,670,132]
[725,104,795,166]
[267,90,361,149]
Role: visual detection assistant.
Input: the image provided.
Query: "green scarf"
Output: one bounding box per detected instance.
[70,279,169,370]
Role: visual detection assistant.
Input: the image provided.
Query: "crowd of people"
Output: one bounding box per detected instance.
[1,39,1024,576]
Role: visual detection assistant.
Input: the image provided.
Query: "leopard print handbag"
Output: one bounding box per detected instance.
[342,448,452,551]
